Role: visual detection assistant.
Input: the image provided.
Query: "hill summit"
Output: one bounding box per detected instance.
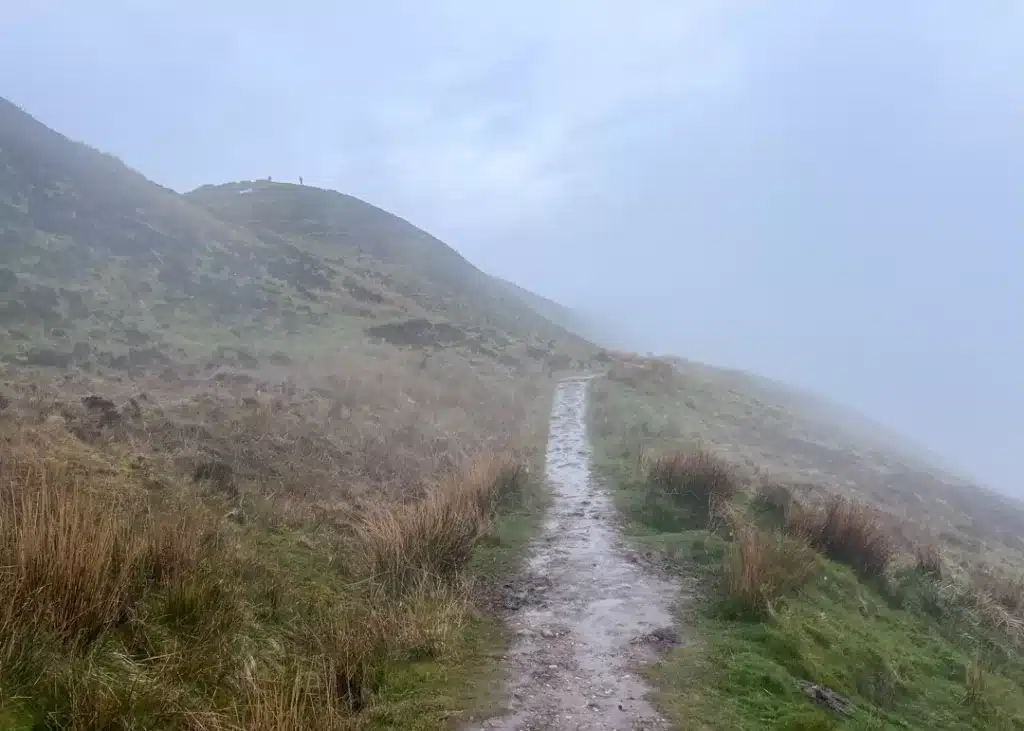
[0,95,595,377]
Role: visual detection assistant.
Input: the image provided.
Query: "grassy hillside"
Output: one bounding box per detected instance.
[604,355,1024,570]
[0,95,593,728]
[0,96,594,376]
[590,355,1024,729]
[666,356,971,481]
[186,181,594,373]
[487,275,600,343]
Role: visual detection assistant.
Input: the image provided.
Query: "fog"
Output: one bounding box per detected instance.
[2,2,1022,493]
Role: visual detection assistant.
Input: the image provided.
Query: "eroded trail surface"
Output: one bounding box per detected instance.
[475,377,681,731]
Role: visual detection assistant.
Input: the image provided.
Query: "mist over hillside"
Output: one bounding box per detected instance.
[0,96,595,380]
[568,298,1018,498]
[3,3,1024,727]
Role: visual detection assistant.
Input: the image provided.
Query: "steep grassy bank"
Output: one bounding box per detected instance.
[589,362,1024,730]
[0,352,553,730]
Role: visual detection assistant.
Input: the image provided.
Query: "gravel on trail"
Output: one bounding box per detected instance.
[468,376,686,731]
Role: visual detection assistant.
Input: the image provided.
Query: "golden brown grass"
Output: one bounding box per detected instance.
[0,446,219,651]
[2,347,547,500]
[353,454,527,590]
[787,494,894,578]
[0,435,529,727]
[0,348,551,728]
[645,448,740,520]
[718,504,818,617]
[915,540,945,579]
[598,352,1024,579]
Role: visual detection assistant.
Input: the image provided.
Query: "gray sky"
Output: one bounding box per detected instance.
[2,1,1023,493]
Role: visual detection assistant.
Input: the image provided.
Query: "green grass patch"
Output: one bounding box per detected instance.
[589,373,1024,731]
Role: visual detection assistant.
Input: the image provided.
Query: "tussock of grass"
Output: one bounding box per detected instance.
[941,575,1024,643]
[751,481,796,527]
[0,452,219,652]
[788,494,894,579]
[963,651,988,707]
[971,567,1024,615]
[353,454,528,590]
[915,540,945,579]
[719,506,817,618]
[644,448,740,526]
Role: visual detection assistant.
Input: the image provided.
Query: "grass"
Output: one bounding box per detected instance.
[719,507,819,619]
[788,495,894,579]
[645,449,740,525]
[0,352,555,730]
[0,96,602,728]
[589,363,1024,730]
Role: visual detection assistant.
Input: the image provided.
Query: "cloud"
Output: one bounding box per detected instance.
[351,0,749,229]
[1,1,747,229]
[4,1,1024,491]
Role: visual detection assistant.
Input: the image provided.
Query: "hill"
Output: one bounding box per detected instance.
[589,354,1024,728]
[6,88,1024,729]
[0,96,594,377]
[599,353,1024,567]
[0,95,595,729]
[186,181,594,371]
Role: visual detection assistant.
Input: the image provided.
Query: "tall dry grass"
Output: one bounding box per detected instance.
[787,494,894,578]
[2,347,548,501]
[645,447,740,521]
[915,540,945,579]
[0,448,218,651]
[0,348,548,728]
[353,454,527,590]
[717,504,818,617]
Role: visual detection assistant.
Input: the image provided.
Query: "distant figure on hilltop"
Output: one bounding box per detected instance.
[299,176,304,185]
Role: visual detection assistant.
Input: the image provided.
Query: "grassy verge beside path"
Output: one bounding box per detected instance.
[589,367,1024,731]
[0,381,554,730]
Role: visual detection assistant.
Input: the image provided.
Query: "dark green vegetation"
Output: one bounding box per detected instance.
[590,358,1024,730]
[0,95,594,728]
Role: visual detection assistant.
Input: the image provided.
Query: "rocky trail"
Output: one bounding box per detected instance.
[471,377,685,731]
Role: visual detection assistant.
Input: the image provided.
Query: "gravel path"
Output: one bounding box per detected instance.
[469,376,683,731]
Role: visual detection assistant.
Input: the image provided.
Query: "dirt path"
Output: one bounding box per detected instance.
[473,377,682,731]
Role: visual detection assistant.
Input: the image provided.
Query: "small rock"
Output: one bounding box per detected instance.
[798,680,854,716]
[635,626,682,649]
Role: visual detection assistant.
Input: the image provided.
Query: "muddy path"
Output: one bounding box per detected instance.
[472,377,683,731]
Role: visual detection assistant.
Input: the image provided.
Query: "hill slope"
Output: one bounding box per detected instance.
[599,353,1024,571]
[0,96,594,377]
[186,180,593,371]
[0,95,596,728]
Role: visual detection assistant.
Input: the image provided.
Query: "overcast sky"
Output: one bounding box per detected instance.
[2,1,1023,493]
